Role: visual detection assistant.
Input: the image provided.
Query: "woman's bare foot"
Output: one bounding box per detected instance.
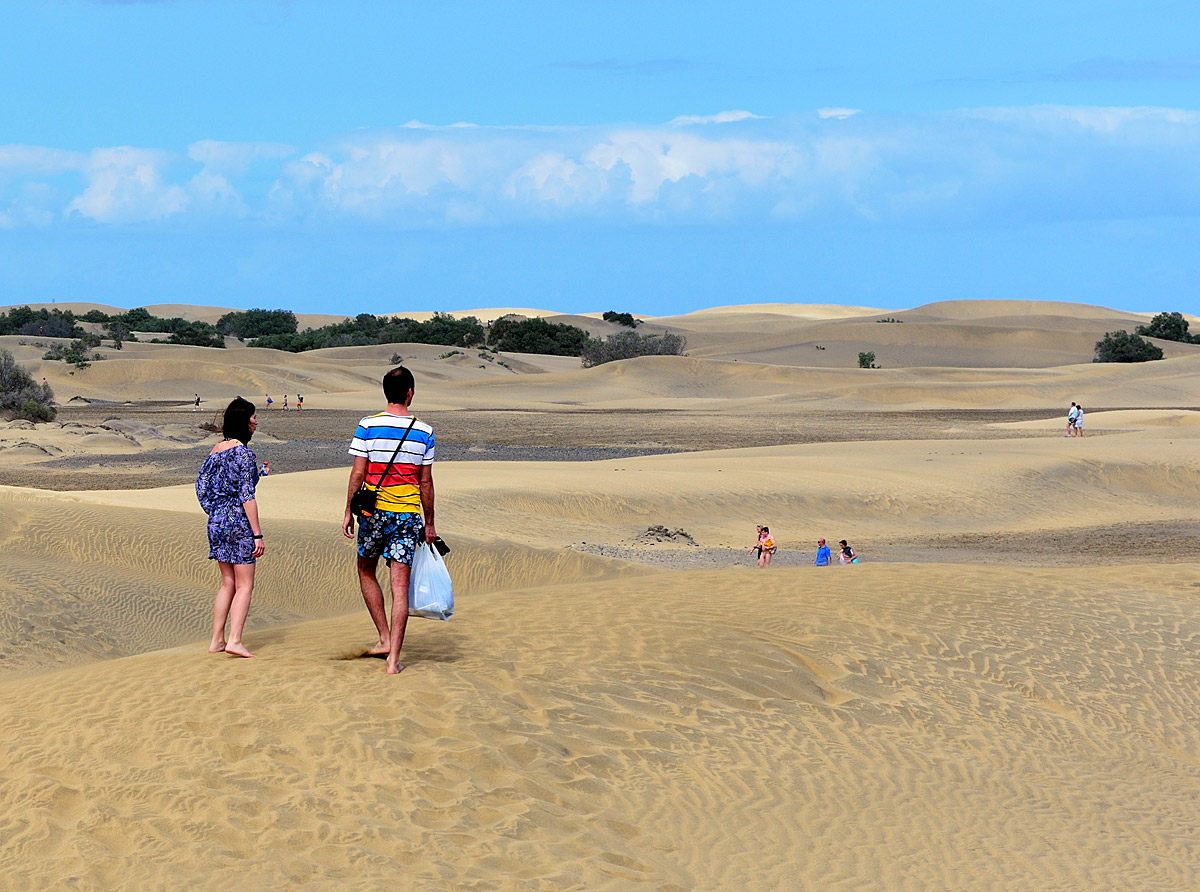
[224,642,255,658]
[208,640,227,654]
[386,660,406,675]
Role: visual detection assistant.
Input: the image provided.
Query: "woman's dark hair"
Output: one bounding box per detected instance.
[383,365,415,404]
[839,539,848,547]
[222,397,257,444]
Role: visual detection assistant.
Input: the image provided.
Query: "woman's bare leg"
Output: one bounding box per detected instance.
[224,562,256,658]
[210,562,236,652]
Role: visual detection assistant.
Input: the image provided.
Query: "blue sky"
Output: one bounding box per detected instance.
[2,0,1199,316]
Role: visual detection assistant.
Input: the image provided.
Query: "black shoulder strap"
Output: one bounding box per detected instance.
[371,418,417,488]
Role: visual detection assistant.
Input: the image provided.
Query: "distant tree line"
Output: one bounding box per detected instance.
[2,304,689,366]
[0,306,86,339]
[248,313,487,352]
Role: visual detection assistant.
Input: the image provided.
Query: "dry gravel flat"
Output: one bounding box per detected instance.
[3,405,1066,491]
[6,403,1185,567]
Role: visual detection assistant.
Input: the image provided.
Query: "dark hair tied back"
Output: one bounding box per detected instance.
[222,397,256,444]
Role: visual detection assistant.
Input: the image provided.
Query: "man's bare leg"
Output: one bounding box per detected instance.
[357,556,390,653]
[210,562,237,652]
[386,560,412,675]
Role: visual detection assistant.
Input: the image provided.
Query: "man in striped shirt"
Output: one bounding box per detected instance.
[343,365,437,675]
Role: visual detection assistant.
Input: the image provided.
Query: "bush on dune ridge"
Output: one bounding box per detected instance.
[1093,330,1164,363]
[581,331,687,367]
[0,349,56,422]
[1135,311,1198,345]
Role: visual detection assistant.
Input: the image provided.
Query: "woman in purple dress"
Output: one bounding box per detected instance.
[196,397,265,657]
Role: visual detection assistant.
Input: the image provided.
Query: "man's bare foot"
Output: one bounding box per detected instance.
[368,641,390,655]
[224,642,255,658]
[208,641,227,654]
[386,660,406,675]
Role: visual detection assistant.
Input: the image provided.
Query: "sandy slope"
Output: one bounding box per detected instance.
[1,564,1197,890]
[2,299,1200,890]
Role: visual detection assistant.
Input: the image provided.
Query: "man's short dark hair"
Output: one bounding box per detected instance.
[383,366,415,404]
[222,396,257,443]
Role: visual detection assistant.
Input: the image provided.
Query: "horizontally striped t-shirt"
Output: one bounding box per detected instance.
[348,412,435,514]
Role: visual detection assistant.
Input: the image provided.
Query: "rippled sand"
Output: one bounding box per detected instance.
[2,299,1199,890]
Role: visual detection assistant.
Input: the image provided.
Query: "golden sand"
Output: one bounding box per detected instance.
[1,300,1199,889]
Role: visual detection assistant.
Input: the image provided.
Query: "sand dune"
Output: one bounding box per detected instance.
[1,563,1197,890]
[3,298,1199,890]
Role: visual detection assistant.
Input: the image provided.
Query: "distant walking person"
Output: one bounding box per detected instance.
[838,539,858,564]
[1073,404,1084,437]
[814,538,831,566]
[194,393,201,411]
[1066,402,1078,437]
[297,394,303,410]
[751,525,776,567]
[195,397,264,658]
[282,395,289,410]
[265,394,273,408]
[344,366,437,675]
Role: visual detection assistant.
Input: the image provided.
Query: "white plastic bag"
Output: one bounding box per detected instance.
[408,543,454,620]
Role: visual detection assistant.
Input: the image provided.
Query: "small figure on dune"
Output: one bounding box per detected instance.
[750,525,776,567]
[282,394,289,410]
[196,397,265,658]
[260,460,270,476]
[1066,402,1078,437]
[814,537,831,566]
[1073,404,1084,438]
[265,393,273,408]
[297,394,303,410]
[194,393,201,411]
[838,539,858,564]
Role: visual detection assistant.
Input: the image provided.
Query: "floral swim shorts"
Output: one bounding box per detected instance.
[356,509,425,566]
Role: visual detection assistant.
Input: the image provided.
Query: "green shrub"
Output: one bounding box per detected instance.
[580,331,687,367]
[1093,330,1164,362]
[43,339,104,368]
[19,399,55,422]
[0,348,56,421]
[602,310,641,328]
[217,308,299,340]
[1134,312,1196,344]
[487,317,591,355]
[167,322,226,348]
[858,351,877,368]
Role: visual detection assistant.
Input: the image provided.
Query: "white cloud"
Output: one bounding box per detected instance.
[669,110,764,126]
[3,105,1200,228]
[66,147,188,223]
[187,140,293,172]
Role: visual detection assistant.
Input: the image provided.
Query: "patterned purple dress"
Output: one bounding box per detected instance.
[196,444,260,564]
